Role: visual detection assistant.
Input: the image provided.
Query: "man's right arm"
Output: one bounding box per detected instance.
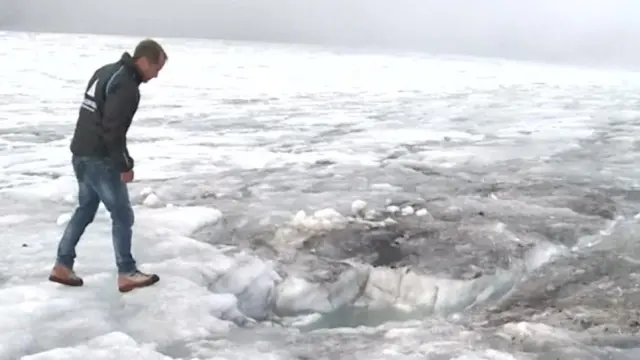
[102,83,138,173]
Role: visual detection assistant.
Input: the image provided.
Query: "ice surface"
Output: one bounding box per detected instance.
[2,31,640,360]
[21,332,172,360]
[0,202,241,357]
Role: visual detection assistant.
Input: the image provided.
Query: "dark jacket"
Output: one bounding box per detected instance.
[70,52,143,172]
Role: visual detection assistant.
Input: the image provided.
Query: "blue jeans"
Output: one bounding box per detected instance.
[56,156,137,274]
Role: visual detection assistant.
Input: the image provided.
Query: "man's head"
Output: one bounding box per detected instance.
[132,39,167,82]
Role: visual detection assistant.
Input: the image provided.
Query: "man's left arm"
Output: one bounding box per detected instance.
[102,83,139,173]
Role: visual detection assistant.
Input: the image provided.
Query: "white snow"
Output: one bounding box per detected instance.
[1,30,639,359]
[350,199,367,216]
[400,206,414,216]
[386,205,400,214]
[21,332,172,360]
[415,208,429,217]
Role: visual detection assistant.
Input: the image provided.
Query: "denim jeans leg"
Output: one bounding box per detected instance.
[91,163,137,274]
[56,157,100,269]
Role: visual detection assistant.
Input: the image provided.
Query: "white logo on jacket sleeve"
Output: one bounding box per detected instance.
[81,78,98,113]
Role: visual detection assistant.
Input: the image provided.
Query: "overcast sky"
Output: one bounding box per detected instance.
[1,0,638,67]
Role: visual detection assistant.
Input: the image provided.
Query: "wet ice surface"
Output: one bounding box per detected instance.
[2,32,640,360]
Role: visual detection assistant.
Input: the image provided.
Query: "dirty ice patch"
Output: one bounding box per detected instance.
[347,128,485,146]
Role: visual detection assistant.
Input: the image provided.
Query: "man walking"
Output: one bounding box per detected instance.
[49,39,167,293]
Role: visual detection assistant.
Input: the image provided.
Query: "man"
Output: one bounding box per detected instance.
[49,39,167,293]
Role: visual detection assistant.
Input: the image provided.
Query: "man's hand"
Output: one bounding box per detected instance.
[120,170,134,183]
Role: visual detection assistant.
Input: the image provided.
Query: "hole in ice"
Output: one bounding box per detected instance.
[185,197,588,332]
